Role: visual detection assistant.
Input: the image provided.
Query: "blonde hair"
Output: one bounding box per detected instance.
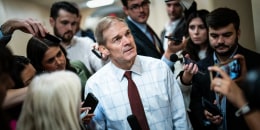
[17,71,82,130]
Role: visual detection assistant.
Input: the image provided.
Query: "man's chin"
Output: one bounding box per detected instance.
[216,50,233,57]
[62,37,73,43]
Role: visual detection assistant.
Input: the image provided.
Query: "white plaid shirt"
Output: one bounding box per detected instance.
[85,55,192,130]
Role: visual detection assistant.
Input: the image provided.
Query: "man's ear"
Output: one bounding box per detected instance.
[122,6,129,16]
[237,29,241,39]
[99,45,110,56]
[49,17,55,27]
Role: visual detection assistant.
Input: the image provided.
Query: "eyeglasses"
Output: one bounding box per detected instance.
[128,1,150,12]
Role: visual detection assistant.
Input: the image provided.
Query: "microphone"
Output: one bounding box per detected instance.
[170,53,183,62]
[127,115,142,130]
[170,54,205,75]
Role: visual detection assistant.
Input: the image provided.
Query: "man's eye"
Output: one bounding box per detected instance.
[130,5,138,10]
[57,51,62,57]
[223,33,232,37]
[210,35,218,38]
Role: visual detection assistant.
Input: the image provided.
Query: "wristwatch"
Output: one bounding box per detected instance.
[235,103,251,117]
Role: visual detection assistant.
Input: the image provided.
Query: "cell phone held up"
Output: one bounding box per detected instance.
[165,36,182,45]
[82,93,99,114]
[214,58,241,80]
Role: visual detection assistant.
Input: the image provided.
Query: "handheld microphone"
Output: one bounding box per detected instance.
[170,53,183,62]
[170,54,205,75]
[127,115,142,130]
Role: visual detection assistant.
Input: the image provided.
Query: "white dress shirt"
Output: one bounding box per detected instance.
[85,55,193,130]
[63,36,105,74]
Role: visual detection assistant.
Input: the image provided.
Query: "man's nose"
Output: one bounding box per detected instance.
[217,36,225,43]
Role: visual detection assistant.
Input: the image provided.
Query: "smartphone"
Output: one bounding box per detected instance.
[44,33,61,43]
[82,93,99,114]
[183,57,194,64]
[165,36,182,45]
[91,48,102,59]
[202,97,222,116]
[217,59,241,80]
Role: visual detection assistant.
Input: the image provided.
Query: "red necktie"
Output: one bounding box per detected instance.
[124,71,149,130]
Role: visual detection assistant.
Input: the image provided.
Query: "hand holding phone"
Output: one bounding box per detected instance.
[82,93,99,114]
[80,110,89,119]
[165,36,182,45]
[202,97,222,116]
[215,58,241,80]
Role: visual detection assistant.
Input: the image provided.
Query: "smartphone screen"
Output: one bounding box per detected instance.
[217,59,241,79]
[82,93,99,113]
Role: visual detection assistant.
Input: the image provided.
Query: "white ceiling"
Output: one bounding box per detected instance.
[28,0,87,8]
[27,0,119,9]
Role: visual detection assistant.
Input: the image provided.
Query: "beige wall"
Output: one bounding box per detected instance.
[1,0,259,56]
[1,0,51,56]
[252,0,260,52]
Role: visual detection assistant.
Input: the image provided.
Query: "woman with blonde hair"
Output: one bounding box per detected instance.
[17,70,83,130]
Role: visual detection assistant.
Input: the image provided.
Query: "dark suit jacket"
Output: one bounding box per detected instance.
[125,18,164,59]
[190,44,260,130]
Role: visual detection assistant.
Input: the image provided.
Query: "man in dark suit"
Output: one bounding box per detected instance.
[121,0,164,59]
[189,7,260,130]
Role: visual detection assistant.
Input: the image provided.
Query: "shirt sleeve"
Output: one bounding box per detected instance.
[0,27,12,45]
[166,65,193,130]
[161,55,175,68]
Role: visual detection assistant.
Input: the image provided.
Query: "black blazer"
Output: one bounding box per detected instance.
[190,44,260,130]
[125,18,164,59]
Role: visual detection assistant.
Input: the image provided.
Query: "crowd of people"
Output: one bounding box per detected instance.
[1,0,260,130]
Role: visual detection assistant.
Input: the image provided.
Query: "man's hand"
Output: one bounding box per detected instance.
[1,18,48,37]
[181,54,199,84]
[164,36,187,59]
[204,109,223,125]
[209,65,247,108]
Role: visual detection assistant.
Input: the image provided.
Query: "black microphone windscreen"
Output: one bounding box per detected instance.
[170,54,179,62]
[127,115,142,130]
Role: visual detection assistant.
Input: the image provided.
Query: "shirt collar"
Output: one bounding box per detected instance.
[62,36,77,49]
[213,45,239,64]
[127,16,147,34]
[111,55,143,81]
